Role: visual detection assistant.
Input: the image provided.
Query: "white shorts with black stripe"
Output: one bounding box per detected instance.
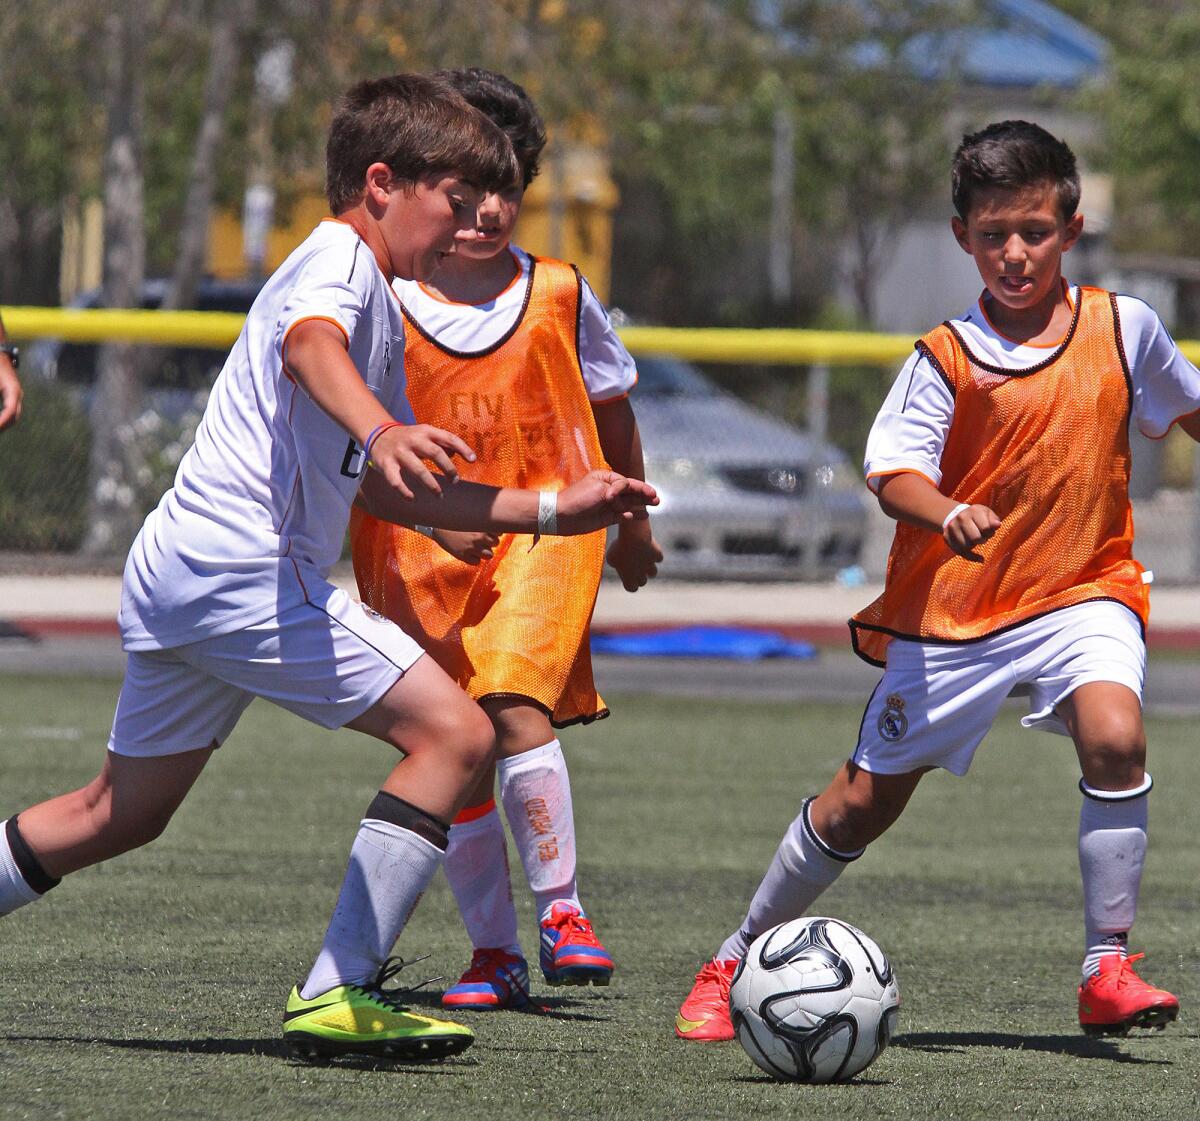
[108,586,424,757]
[852,601,1145,777]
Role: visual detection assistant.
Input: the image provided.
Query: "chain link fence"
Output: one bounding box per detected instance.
[2,313,1198,586]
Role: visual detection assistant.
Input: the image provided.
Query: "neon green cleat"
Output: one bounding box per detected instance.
[283,957,474,1063]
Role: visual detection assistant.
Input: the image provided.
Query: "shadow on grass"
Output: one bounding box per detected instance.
[895,1031,1170,1064]
[4,1035,478,1073]
[402,986,615,1024]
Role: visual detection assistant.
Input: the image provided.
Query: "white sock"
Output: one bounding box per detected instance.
[1080,775,1150,979]
[0,819,45,917]
[718,798,862,962]
[498,740,581,921]
[301,818,444,999]
[445,802,522,956]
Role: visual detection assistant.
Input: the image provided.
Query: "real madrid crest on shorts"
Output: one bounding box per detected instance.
[877,693,908,741]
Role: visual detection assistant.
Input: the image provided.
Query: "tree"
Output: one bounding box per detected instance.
[82,0,262,554]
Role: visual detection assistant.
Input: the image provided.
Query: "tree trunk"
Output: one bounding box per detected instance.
[161,0,257,312]
[82,5,149,557]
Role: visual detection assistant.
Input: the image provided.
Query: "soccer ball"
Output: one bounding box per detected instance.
[730,916,899,1083]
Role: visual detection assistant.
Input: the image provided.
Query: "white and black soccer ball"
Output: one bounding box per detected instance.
[730,916,900,1083]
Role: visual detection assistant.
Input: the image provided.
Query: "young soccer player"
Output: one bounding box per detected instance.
[0,73,656,1063]
[676,120,1199,1042]
[351,68,662,1011]
[0,310,22,430]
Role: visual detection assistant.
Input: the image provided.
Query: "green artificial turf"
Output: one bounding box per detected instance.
[1,675,1197,1120]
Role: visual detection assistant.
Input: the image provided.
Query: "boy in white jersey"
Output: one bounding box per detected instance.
[0,74,656,1063]
[676,120,1200,1043]
[351,69,661,1010]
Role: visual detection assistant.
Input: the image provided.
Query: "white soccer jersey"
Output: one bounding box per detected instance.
[865,285,1200,491]
[121,219,414,651]
[392,245,638,401]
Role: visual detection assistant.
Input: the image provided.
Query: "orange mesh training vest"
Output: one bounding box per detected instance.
[350,257,609,726]
[850,286,1149,667]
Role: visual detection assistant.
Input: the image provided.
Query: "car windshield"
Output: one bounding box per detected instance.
[633,355,719,398]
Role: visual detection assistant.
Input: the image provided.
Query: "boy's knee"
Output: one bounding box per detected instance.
[1076,716,1146,789]
[81,772,176,856]
[426,703,495,775]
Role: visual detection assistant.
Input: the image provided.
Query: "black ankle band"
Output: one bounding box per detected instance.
[6,816,61,894]
[800,798,864,863]
[364,792,451,852]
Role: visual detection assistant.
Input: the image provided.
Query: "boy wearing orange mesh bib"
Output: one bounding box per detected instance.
[677,121,1200,1042]
[351,69,661,1009]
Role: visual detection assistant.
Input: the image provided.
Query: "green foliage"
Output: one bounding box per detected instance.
[0,379,91,551]
[1055,0,1200,256]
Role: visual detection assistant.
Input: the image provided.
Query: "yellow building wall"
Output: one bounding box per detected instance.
[205,142,618,301]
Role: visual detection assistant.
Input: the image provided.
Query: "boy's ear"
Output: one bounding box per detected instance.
[950,215,971,254]
[365,162,394,208]
[1062,211,1084,252]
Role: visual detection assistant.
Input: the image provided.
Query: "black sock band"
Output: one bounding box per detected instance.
[364,792,451,852]
[6,816,61,895]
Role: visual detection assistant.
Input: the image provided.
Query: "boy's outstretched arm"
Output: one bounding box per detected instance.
[876,471,1001,563]
[359,469,657,537]
[592,396,663,590]
[284,319,474,498]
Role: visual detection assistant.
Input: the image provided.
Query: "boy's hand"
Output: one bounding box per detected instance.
[606,519,663,591]
[943,503,1001,562]
[370,423,476,500]
[555,471,659,536]
[432,528,500,565]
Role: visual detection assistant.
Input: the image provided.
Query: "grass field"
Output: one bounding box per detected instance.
[1,674,1198,1121]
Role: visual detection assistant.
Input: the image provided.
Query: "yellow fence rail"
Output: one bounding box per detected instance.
[6,306,1200,367]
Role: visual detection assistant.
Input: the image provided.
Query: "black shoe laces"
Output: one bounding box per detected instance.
[353,954,443,1013]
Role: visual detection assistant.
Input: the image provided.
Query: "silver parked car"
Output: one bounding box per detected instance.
[629,355,867,579]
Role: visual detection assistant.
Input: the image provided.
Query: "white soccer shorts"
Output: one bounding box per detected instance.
[108,586,425,757]
[852,601,1145,776]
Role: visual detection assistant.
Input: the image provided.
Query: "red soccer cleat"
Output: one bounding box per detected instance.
[539,903,614,986]
[675,957,739,1041]
[441,948,531,1011]
[1078,953,1179,1036]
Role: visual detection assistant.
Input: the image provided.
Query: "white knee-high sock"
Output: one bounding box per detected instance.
[718,798,862,962]
[498,740,580,921]
[0,817,59,917]
[301,794,448,999]
[444,801,522,956]
[1079,775,1150,979]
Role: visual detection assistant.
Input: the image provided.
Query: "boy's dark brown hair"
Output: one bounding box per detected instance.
[325,73,518,214]
[951,120,1080,222]
[435,68,547,189]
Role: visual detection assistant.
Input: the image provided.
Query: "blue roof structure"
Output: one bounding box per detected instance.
[907,0,1108,89]
[756,0,1108,91]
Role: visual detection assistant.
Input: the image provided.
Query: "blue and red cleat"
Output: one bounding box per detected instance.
[441,948,531,1011]
[539,902,614,986]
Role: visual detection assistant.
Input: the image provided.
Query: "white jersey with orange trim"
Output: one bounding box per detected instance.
[392,246,637,401]
[120,220,413,651]
[865,285,1200,491]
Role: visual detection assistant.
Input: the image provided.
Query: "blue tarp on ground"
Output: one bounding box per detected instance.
[590,626,817,661]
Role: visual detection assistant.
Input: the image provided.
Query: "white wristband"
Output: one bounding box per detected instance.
[941,503,971,530]
[413,524,435,539]
[537,490,559,536]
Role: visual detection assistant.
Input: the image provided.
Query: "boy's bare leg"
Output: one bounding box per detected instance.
[301,655,495,997]
[1058,682,1153,976]
[345,655,495,821]
[12,747,214,878]
[1057,680,1176,1031]
[441,696,610,1001]
[1058,681,1145,790]
[718,763,926,962]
